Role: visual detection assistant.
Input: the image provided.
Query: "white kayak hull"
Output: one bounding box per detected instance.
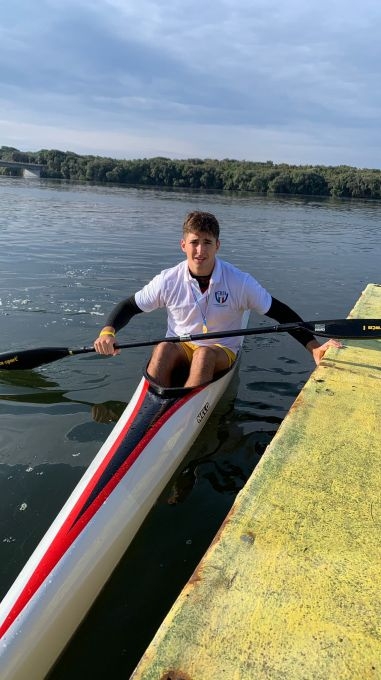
[0,321,248,679]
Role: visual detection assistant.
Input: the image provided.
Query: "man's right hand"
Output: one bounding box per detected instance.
[93,327,120,355]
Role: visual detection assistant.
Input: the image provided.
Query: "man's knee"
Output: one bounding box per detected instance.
[151,341,178,360]
[192,345,230,373]
[148,341,189,387]
[192,345,216,365]
[149,341,187,371]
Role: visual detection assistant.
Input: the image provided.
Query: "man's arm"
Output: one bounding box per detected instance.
[104,296,143,332]
[265,297,342,365]
[94,296,143,355]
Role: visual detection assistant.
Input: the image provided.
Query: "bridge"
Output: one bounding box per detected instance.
[0,159,44,178]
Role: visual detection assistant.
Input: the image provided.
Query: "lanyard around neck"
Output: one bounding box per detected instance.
[190,281,210,333]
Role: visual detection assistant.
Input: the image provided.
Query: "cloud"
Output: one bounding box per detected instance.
[1,0,380,166]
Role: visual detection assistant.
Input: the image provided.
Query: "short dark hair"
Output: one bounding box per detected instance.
[183,211,220,239]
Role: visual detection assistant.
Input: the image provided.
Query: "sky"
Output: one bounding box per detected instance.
[1,0,380,168]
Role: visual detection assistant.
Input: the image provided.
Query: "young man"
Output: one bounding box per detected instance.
[94,211,340,386]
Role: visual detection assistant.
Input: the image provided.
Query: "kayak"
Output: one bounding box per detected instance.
[0,312,249,680]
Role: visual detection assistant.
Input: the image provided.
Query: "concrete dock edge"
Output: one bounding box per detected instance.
[130,284,381,680]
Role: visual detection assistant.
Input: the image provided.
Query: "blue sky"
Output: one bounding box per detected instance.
[1,0,380,167]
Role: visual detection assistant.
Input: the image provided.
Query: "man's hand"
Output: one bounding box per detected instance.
[93,327,120,356]
[307,338,343,366]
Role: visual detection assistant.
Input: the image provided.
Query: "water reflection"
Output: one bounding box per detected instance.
[0,368,58,390]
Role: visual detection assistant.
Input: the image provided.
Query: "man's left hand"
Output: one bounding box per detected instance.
[309,338,343,366]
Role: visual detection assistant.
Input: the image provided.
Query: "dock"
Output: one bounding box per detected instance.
[130,284,381,680]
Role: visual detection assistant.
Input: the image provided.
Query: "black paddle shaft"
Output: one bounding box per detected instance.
[0,318,380,371]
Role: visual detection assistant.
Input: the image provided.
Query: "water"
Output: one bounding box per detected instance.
[0,177,380,677]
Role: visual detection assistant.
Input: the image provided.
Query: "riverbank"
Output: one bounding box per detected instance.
[1,148,381,198]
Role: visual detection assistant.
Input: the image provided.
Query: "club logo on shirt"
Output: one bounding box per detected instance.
[215,290,229,304]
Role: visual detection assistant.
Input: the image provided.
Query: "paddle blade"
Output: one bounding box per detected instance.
[303,319,381,339]
[0,347,71,371]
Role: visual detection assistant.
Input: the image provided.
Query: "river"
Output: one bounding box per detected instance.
[0,176,380,678]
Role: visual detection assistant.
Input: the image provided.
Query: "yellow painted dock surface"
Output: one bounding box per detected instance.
[131,284,381,680]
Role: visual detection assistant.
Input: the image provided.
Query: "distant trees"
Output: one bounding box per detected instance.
[1,145,380,199]
[267,170,329,196]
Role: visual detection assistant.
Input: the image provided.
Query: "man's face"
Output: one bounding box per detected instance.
[181,230,220,275]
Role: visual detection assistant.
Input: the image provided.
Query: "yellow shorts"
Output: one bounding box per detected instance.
[179,342,236,367]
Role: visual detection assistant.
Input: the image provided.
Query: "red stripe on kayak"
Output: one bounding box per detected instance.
[0,380,203,639]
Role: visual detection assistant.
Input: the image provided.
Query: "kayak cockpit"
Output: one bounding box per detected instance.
[143,363,234,398]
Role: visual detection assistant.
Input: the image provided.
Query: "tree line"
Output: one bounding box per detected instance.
[1,145,380,199]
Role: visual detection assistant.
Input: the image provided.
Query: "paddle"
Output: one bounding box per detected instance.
[0,318,380,371]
